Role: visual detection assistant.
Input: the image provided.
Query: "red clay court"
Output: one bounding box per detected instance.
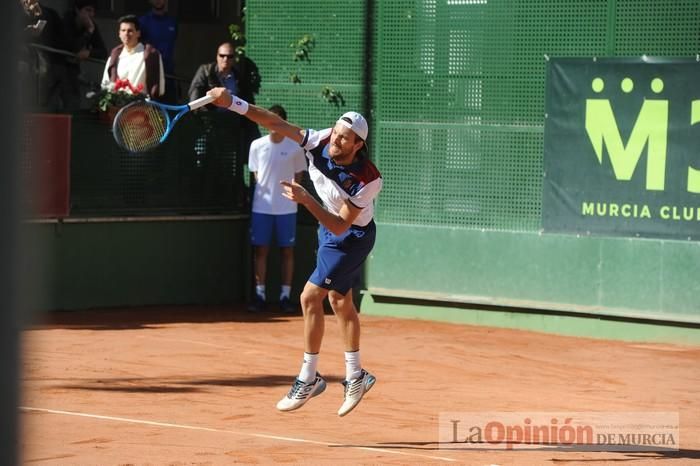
[21,306,700,465]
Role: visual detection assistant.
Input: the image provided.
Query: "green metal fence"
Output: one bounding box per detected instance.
[69,112,248,216]
[372,0,700,231]
[247,0,700,323]
[246,0,367,130]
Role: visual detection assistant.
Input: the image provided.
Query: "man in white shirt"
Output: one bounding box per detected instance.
[248,105,307,313]
[101,14,164,98]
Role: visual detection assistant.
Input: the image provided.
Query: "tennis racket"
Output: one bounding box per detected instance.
[112,95,214,153]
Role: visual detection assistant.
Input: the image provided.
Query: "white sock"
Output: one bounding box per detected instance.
[255,285,266,300]
[344,350,362,381]
[280,285,291,300]
[298,352,319,384]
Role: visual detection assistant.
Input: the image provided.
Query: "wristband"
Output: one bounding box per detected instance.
[227,96,249,115]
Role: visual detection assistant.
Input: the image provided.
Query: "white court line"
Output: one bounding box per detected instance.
[136,335,284,355]
[21,406,458,463]
[137,335,236,350]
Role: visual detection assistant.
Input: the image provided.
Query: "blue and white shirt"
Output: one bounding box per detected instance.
[301,128,382,227]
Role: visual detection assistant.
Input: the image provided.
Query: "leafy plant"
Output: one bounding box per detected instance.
[227,12,261,96]
[288,34,345,108]
[290,34,315,64]
[321,86,345,108]
[228,24,247,58]
[227,22,345,108]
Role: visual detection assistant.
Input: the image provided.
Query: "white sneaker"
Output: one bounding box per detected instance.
[337,369,376,417]
[276,373,327,412]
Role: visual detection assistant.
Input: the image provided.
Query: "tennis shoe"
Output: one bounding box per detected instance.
[276,373,326,412]
[279,297,297,313]
[337,369,376,417]
[247,294,266,313]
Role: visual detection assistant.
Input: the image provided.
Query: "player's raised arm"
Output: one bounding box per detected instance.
[207,87,305,144]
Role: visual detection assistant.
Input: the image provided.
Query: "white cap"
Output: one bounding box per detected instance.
[337,111,368,141]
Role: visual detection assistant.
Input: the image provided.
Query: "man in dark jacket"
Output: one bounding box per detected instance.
[62,0,107,111]
[188,41,261,167]
[188,42,259,106]
[20,0,67,110]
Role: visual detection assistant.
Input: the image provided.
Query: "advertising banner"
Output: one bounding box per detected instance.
[543,58,700,240]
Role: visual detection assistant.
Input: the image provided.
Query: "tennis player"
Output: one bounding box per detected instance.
[208,87,382,416]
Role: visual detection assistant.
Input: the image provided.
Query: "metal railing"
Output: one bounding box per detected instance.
[22,43,250,218]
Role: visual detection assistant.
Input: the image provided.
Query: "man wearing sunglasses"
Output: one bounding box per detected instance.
[189,42,261,163]
[187,42,262,213]
[188,42,259,113]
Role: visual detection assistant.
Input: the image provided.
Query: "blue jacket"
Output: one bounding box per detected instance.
[139,11,177,74]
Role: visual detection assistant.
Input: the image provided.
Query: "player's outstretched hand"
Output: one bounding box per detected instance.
[280,180,310,206]
[206,87,233,108]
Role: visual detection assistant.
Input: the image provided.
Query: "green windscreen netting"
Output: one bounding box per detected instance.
[246,1,367,130]
[248,0,700,231]
[69,112,247,216]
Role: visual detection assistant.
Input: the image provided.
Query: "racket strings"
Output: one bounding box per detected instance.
[113,103,168,152]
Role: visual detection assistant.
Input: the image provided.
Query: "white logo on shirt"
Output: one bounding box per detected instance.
[324,278,332,285]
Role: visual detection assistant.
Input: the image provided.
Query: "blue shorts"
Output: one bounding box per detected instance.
[309,221,376,294]
[250,212,297,247]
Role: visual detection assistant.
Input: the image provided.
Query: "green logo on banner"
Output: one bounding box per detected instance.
[689,101,700,193]
[585,77,700,193]
[543,58,700,240]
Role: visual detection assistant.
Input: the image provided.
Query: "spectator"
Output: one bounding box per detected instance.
[101,14,164,98]
[247,105,307,312]
[188,42,244,109]
[62,0,107,112]
[188,41,261,165]
[139,0,177,102]
[20,0,67,111]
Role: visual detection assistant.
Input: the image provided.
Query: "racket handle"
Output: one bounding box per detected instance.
[188,95,215,111]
